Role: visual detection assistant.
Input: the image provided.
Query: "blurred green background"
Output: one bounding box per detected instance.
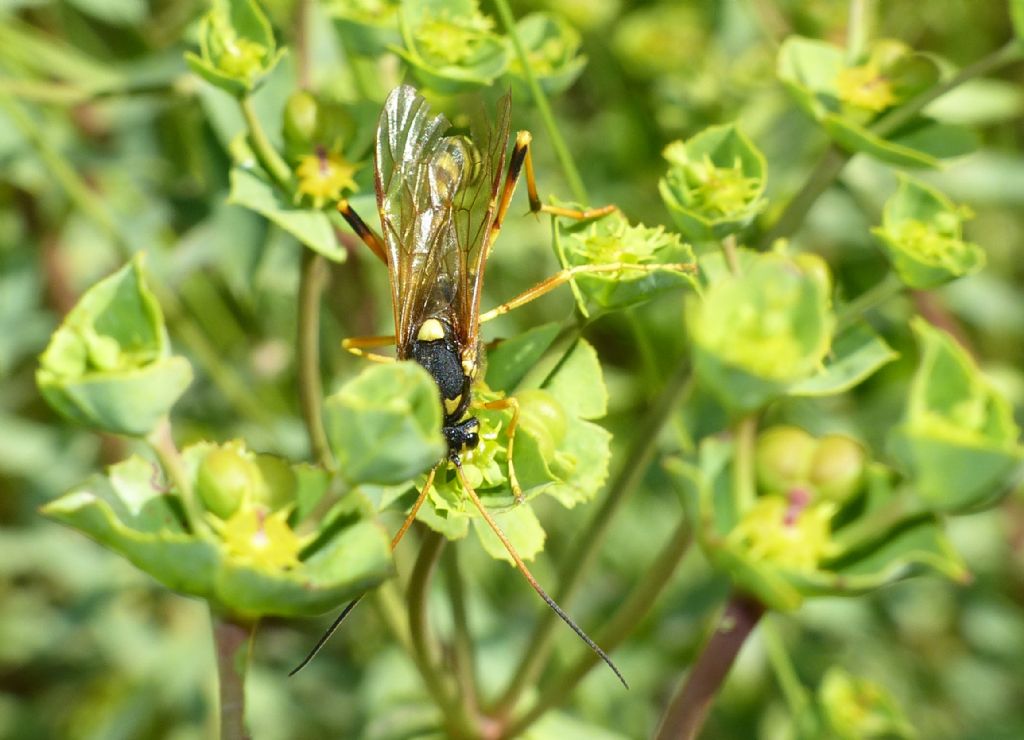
[2,0,1023,738]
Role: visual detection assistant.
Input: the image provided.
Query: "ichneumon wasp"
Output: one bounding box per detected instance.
[291,85,695,687]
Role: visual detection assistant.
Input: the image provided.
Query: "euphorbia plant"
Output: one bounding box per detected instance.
[13,0,1024,737]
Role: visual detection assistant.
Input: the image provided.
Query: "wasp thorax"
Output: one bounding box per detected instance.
[410,318,469,419]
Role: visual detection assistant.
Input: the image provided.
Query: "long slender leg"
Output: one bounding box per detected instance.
[489,131,617,254]
[337,199,388,264]
[480,397,522,502]
[342,334,396,363]
[289,467,438,676]
[455,464,628,688]
[480,261,697,323]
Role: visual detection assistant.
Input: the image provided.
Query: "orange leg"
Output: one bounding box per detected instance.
[341,334,396,363]
[487,131,618,257]
[480,261,697,323]
[290,467,438,676]
[337,199,388,264]
[480,396,522,502]
[455,464,627,688]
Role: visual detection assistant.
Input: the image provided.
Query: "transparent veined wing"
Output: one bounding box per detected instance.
[374,86,511,354]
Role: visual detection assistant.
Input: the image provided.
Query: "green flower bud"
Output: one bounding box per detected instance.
[185,0,285,96]
[688,252,835,412]
[196,444,262,519]
[819,668,915,740]
[36,256,192,437]
[395,0,510,93]
[891,319,1023,511]
[755,425,818,495]
[659,124,766,241]
[872,175,985,289]
[810,435,866,503]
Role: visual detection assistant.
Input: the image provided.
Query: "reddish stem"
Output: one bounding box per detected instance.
[655,594,765,740]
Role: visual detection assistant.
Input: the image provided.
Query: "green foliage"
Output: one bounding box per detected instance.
[873,175,986,288]
[185,0,286,96]
[324,363,446,486]
[5,0,1024,738]
[890,319,1023,511]
[778,36,976,167]
[42,451,393,619]
[688,251,835,413]
[36,257,192,437]
[659,124,767,240]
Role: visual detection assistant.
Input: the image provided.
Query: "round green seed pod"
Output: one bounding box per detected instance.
[755,425,818,495]
[283,91,319,151]
[810,434,867,503]
[196,447,261,519]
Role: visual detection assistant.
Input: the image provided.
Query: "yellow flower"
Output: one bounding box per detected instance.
[216,504,302,571]
[295,151,359,209]
[835,63,897,112]
[727,492,837,571]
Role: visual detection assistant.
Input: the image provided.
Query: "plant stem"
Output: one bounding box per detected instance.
[407,531,475,737]
[297,249,334,470]
[757,144,850,249]
[492,360,694,716]
[492,0,588,204]
[845,0,874,63]
[732,415,758,515]
[148,418,212,538]
[654,594,765,740]
[240,96,293,189]
[761,618,810,720]
[443,546,480,720]
[834,272,904,331]
[211,610,256,740]
[503,516,693,737]
[721,234,741,275]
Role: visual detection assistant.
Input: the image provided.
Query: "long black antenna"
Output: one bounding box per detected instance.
[455,464,628,689]
[289,468,439,677]
[288,596,362,677]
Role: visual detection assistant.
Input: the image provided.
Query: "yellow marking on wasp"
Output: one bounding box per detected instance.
[461,355,477,378]
[444,395,463,415]
[417,318,446,342]
[515,130,532,148]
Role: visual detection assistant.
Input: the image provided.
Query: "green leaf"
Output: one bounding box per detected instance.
[504,13,587,97]
[790,323,898,397]
[228,167,346,261]
[485,322,561,393]
[540,338,608,420]
[688,251,835,413]
[556,211,698,312]
[890,319,1022,511]
[659,124,767,240]
[36,256,192,437]
[872,175,986,289]
[325,362,446,486]
[1012,0,1024,42]
[471,503,546,563]
[328,0,402,57]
